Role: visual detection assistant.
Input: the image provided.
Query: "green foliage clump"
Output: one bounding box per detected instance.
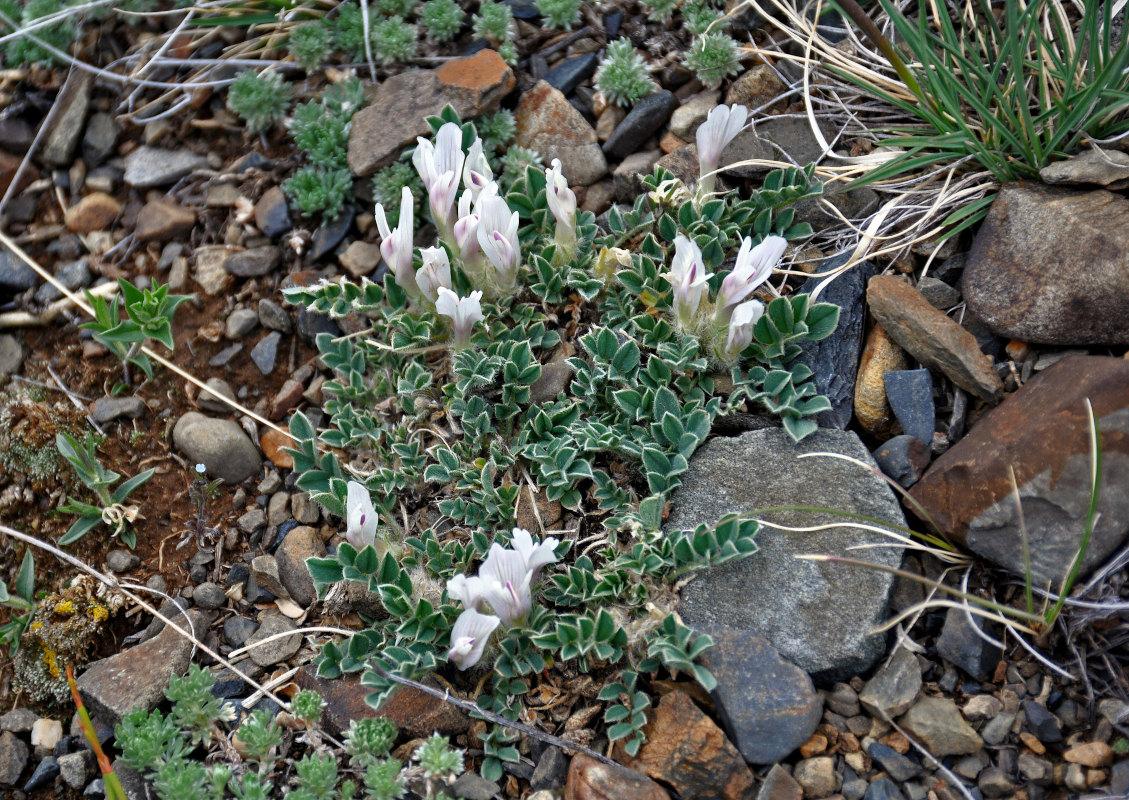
[472,0,512,45]
[476,109,516,153]
[0,550,35,657]
[372,15,417,65]
[288,21,332,71]
[684,32,742,89]
[332,2,368,60]
[226,70,293,134]
[499,144,542,188]
[283,166,354,220]
[290,101,350,168]
[682,0,725,34]
[372,160,423,227]
[1,0,78,66]
[595,38,657,107]
[535,0,583,29]
[377,0,415,15]
[419,0,464,42]
[639,0,676,24]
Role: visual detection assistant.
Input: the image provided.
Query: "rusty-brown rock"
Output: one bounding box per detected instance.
[295,664,470,739]
[347,49,514,177]
[515,81,607,186]
[908,355,1129,584]
[134,199,196,242]
[963,182,1129,345]
[867,275,1003,402]
[626,690,753,800]
[65,192,123,234]
[564,754,668,800]
[854,323,908,432]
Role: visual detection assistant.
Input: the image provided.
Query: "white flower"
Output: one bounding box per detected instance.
[374,186,416,297]
[447,573,487,611]
[545,159,577,248]
[476,195,521,290]
[665,235,713,331]
[714,235,786,324]
[453,182,499,263]
[725,299,764,358]
[696,104,747,195]
[345,480,378,549]
[479,544,533,626]
[413,122,465,233]
[435,287,484,348]
[463,138,494,198]
[509,528,560,582]
[415,246,452,303]
[447,608,500,670]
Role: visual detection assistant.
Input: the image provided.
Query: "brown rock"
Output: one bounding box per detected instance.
[65,192,122,233]
[134,199,196,242]
[656,144,701,187]
[295,664,470,738]
[595,105,625,143]
[660,131,687,154]
[627,691,753,800]
[898,697,982,756]
[800,733,828,758]
[867,275,1003,402]
[0,149,38,196]
[565,754,668,800]
[275,526,325,607]
[348,50,514,177]
[908,356,1129,583]
[579,181,614,216]
[270,378,306,421]
[514,488,563,532]
[725,65,788,111]
[963,182,1129,345]
[193,247,234,295]
[339,240,382,278]
[515,81,607,186]
[854,323,908,432]
[1063,742,1113,768]
[792,757,839,798]
[261,428,296,470]
[757,764,802,800]
[613,150,661,205]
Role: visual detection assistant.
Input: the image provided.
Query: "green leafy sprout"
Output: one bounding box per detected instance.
[226,70,293,134]
[0,549,36,657]
[595,38,658,107]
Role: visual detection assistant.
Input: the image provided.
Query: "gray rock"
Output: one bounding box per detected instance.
[978,766,1015,797]
[250,331,282,375]
[291,491,320,524]
[254,187,292,238]
[124,147,207,188]
[1022,699,1062,743]
[106,549,139,573]
[671,428,907,681]
[0,334,25,376]
[245,613,301,667]
[872,434,931,488]
[936,606,1002,681]
[799,256,875,429]
[35,258,91,304]
[752,116,832,167]
[92,396,147,424]
[0,709,36,734]
[793,756,839,798]
[193,582,226,610]
[23,754,59,791]
[793,183,880,232]
[718,130,774,179]
[250,555,289,599]
[296,306,340,343]
[859,647,921,719]
[172,412,261,484]
[603,90,678,160]
[898,696,983,756]
[197,377,238,414]
[238,508,267,535]
[222,616,259,648]
[864,776,907,800]
[223,246,281,278]
[225,308,260,339]
[916,276,961,309]
[82,112,120,166]
[529,359,573,404]
[43,71,92,166]
[883,369,934,444]
[308,208,354,262]
[757,764,802,800]
[0,246,37,294]
[531,746,568,790]
[76,611,206,727]
[58,750,90,790]
[450,771,500,800]
[699,627,822,765]
[867,743,921,781]
[825,683,860,717]
[0,730,28,785]
[258,298,292,333]
[110,758,152,800]
[1039,146,1129,188]
[964,183,1129,344]
[669,90,720,139]
[275,526,325,607]
[544,52,598,96]
[1109,757,1129,795]
[612,149,661,204]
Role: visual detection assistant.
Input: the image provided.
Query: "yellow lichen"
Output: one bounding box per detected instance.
[53,600,76,616]
[42,647,60,679]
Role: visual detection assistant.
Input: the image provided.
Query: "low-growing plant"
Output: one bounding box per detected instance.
[639,0,676,24]
[0,0,78,66]
[595,38,657,107]
[475,109,516,154]
[419,0,464,42]
[372,15,417,65]
[535,0,583,29]
[377,0,415,17]
[332,1,369,61]
[684,31,742,89]
[290,101,351,168]
[472,0,516,61]
[226,70,293,134]
[373,161,423,228]
[55,431,154,548]
[288,21,332,72]
[0,548,35,656]
[284,166,355,220]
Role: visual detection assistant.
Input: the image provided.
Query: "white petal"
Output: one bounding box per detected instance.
[447,609,500,670]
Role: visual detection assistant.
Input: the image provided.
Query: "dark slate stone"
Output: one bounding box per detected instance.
[936,606,1003,682]
[0,247,36,295]
[222,615,259,649]
[224,246,280,278]
[209,668,247,698]
[531,746,568,790]
[208,343,243,368]
[884,368,935,444]
[603,90,679,160]
[82,112,120,166]
[226,562,250,587]
[501,0,539,19]
[1022,699,1062,743]
[254,187,292,239]
[244,574,276,605]
[24,755,60,791]
[296,306,341,344]
[250,331,281,375]
[231,151,272,173]
[873,434,931,488]
[867,742,922,781]
[798,255,876,429]
[1109,758,1129,796]
[269,519,301,553]
[933,252,967,285]
[450,772,501,800]
[544,53,599,96]
[604,10,622,36]
[307,207,354,262]
[35,258,92,304]
[865,776,908,800]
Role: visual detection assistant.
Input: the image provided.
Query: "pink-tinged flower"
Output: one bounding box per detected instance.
[345,481,378,549]
[479,544,533,626]
[415,246,452,303]
[435,287,484,348]
[463,138,494,198]
[413,122,466,233]
[447,573,487,611]
[665,235,713,331]
[447,608,500,670]
[509,528,560,582]
[545,159,577,249]
[696,104,747,195]
[714,235,787,324]
[374,187,416,298]
[454,182,499,263]
[476,195,521,289]
[725,299,764,358]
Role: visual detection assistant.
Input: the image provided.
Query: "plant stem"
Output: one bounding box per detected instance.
[834,0,925,101]
[67,665,128,800]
